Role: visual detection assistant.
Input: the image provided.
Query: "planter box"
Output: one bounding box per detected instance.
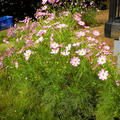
[0,16,13,31]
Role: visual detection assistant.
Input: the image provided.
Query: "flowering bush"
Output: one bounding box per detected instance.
[0,3,120,120]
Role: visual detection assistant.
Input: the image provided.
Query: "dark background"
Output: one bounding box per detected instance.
[0,0,106,21]
[0,0,42,21]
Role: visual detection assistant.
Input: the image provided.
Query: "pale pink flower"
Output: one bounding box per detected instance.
[50,48,59,54]
[76,31,85,38]
[42,5,48,10]
[98,69,108,80]
[93,30,100,36]
[65,44,71,51]
[84,26,90,29]
[62,11,70,16]
[15,61,18,68]
[115,80,120,86]
[72,42,85,47]
[85,30,90,33]
[50,42,59,49]
[103,45,110,51]
[42,0,47,4]
[70,57,80,67]
[61,51,70,56]
[50,33,54,42]
[36,30,47,36]
[35,37,44,43]
[56,24,68,28]
[24,50,31,61]
[75,49,86,56]
[78,21,85,26]
[43,25,51,29]
[74,13,81,21]
[48,0,55,4]
[97,55,106,65]
[0,62,3,69]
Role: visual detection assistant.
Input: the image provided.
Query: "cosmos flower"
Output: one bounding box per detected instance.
[56,24,68,28]
[98,69,108,80]
[15,61,18,68]
[97,55,106,65]
[50,48,59,54]
[50,42,59,49]
[78,21,85,26]
[24,50,31,61]
[70,57,80,66]
[65,44,71,51]
[36,30,47,37]
[76,31,85,38]
[0,62,3,69]
[75,49,86,56]
[61,51,70,56]
[35,37,44,43]
[93,30,100,36]
[42,0,47,4]
[74,13,81,21]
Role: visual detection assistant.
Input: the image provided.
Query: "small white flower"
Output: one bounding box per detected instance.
[61,51,70,56]
[50,48,59,54]
[65,44,71,51]
[35,37,44,43]
[56,24,68,28]
[50,42,59,49]
[75,49,86,56]
[97,55,106,65]
[78,21,85,26]
[42,0,47,4]
[98,69,108,80]
[93,30,100,36]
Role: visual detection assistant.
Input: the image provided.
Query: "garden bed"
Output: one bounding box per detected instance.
[0,1,120,120]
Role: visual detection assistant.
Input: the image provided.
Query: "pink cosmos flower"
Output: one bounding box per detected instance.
[50,48,59,54]
[42,0,47,4]
[75,49,86,56]
[56,24,68,29]
[78,21,85,26]
[93,30,100,36]
[36,30,47,36]
[74,13,81,21]
[72,42,85,47]
[115,80,120,86]
[42,5,48,10]
[50,33,54,42]
[24,50,31,61]
[70,57,80,67]
[0,62,3,69]
[50,42,59,49]
[97,55,106,65]
[61,51,70,56]
[62,11,70,16]
[65,44,71,51]
[76,31,85,38]
[98,69,108,80]
[48,0,55,4]
[35,37,44,43]
[103,45,110,51]
[15,61,18,68]
[43,25,51,29]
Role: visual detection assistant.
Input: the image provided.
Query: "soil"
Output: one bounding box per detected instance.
[92,10,117,63]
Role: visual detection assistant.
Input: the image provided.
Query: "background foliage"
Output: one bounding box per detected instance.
[0,0,107,21]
